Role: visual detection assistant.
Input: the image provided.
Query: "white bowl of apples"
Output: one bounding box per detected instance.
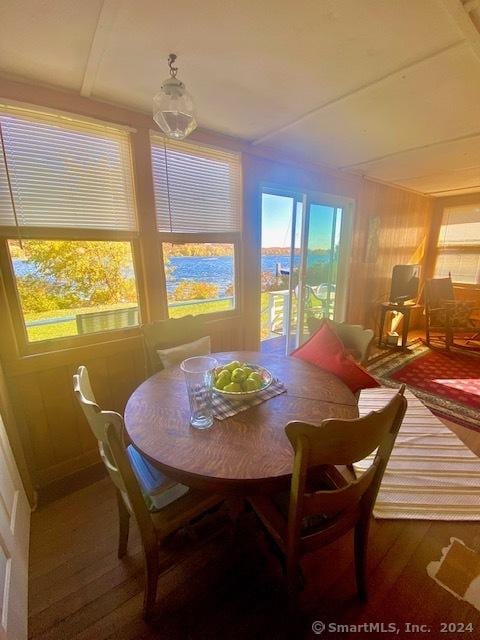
[213,361,273,400]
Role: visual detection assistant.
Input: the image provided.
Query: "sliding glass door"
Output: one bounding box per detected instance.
[260,188,354,354]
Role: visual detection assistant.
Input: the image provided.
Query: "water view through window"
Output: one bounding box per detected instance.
[162,242,236,318]
[261,191,344,351]
[8,239,139,342]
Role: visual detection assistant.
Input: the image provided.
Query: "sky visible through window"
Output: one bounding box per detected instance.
[261,193,337,251]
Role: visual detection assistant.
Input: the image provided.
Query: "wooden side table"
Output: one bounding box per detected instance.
[378,302,418,350]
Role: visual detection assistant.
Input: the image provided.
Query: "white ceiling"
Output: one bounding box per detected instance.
[1,0,480,196]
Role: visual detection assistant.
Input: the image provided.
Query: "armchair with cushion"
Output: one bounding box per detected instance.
[424,275,480,350]
[307,317,375,366]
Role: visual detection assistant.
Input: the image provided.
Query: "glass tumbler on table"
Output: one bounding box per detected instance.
[180,356,218,429]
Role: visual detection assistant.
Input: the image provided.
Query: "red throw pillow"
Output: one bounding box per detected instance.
[291,320,380,394]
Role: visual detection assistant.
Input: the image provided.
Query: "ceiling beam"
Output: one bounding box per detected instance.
[80,0,121,98]
[428,184,480,195]
[251,39,465,146]
[440,0,480,61]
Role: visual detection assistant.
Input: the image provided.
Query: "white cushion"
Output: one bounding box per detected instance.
[156,335,211,369]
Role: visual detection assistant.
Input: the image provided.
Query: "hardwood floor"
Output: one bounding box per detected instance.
[29,419,480,640]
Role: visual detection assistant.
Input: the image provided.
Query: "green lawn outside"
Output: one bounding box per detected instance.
[24,299,234,342]
[169,299,233,319]
[23,291,327,344]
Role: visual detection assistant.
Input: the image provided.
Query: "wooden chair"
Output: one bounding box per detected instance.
[425,275,480,350]
[308,317,375,366]
[73,365,222,618]
[141,315,208,374]
[248,385,407,609]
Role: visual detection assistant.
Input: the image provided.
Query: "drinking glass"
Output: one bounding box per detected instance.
[180,356,218,429]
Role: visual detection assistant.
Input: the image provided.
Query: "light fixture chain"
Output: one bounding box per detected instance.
[168,53,178,78]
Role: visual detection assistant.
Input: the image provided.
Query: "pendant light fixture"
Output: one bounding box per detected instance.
[153,54,197,140]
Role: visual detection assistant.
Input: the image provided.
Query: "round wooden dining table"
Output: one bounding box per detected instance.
[124,351,358,495]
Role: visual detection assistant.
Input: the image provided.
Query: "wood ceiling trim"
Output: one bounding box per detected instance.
[81,0,122,98]
[440,0,480,61]
[429,184,480,195]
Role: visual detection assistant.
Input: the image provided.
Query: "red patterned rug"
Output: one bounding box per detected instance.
[368,340,480,431]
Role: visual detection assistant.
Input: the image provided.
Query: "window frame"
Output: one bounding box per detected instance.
[0,104,245,357]
[0,229,147,356]
[149,135,243,323]
[0,105,147,355]
[434,206,480,287]
[157,231,242,322]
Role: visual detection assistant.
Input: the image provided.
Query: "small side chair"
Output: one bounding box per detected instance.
[424,275,480,350]
[248,385,407,609]
[73,365,222,618]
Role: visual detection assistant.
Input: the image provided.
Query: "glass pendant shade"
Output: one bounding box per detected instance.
[153,77,197,140]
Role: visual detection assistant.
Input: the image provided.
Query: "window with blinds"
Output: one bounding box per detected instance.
[0,105,137,232]
[435,205,480,284]
[150,135,242,233]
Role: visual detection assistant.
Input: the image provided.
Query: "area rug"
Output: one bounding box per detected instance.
[355,388,480,520]
[368,339,480,432]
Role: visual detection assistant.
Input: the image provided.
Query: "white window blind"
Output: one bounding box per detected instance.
[150,135,242,233]
[438,205,480,247]
[435,205,480,284]
[0,105,137,231]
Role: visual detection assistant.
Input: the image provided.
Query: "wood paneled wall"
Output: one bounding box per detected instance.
[2,316,244,490]
[351,180,433,330]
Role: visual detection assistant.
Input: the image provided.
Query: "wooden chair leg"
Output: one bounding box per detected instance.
[286,566,298,616]
[116,489,130,559]
[143,548,159,620]
[286,549,303,617]
[354,518,369,602]
[446,328,452,351]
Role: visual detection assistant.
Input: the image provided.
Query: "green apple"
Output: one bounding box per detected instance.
[231,367,246,382]
[226,360,241,372]
[245,378,260,391]
[224,382,241,392]
[217,370,231,384]
[242,366,253,378]
[215,377,228,390]
[248,372,263,385]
